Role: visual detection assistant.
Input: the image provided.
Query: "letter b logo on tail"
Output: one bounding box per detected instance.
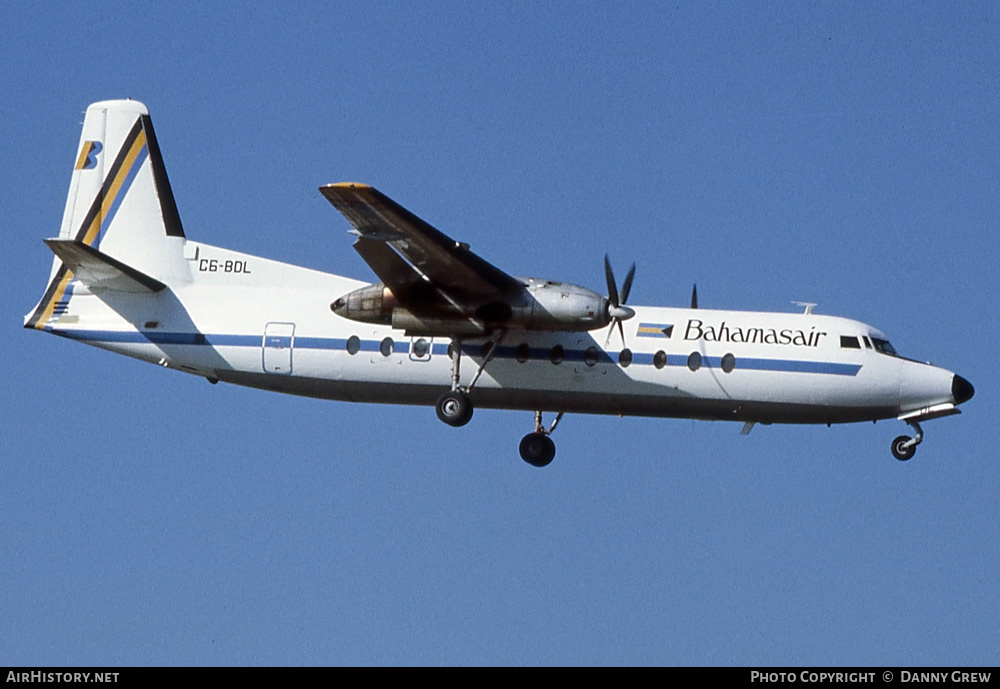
[75,141,102,170]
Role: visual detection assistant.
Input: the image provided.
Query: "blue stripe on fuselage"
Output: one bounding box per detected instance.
[48,328,863,376]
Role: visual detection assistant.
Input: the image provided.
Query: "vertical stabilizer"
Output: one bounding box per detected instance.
[26,100,189,329]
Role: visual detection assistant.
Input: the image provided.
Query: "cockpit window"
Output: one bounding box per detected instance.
[840,336,861,349]
[871,338,898,356]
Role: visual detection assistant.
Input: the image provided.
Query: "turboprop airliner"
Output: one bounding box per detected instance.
[25,100,974,466]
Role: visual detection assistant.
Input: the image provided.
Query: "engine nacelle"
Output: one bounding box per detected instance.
[331,278,612,334]
[330,282,395,325]
[508,278,609,331]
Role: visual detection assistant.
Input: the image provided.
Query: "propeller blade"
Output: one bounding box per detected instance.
[691,283,698,309]
[604,255,620,307]
[620,263,636,305]
[603,255,637,349]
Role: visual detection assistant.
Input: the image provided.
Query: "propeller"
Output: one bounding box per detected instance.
[690,283,698,309]
[603,255,636,347]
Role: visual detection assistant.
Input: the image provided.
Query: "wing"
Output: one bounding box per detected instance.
[319,183,523,299]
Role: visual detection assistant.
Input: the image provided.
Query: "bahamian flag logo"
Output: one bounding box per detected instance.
[637,322,673,338]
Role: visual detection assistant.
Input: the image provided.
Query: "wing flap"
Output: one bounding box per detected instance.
[352,237,423,295]
[352,236,455,313]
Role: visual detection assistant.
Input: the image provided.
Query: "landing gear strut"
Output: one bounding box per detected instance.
[434,331,505,428]
[519,411,563,467]
[891,420,923,461]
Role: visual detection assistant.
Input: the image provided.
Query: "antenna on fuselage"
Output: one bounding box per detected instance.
[793,301,817,315]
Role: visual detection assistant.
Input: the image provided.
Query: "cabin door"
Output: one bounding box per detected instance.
[262,322,295,374]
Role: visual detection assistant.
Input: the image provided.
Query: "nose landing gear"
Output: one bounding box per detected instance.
[891,420,923,461]
[519,411,564,467]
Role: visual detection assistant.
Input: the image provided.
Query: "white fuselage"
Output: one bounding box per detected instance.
[43,240,958,426]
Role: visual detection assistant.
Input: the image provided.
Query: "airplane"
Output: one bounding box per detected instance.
[25,100,975,467]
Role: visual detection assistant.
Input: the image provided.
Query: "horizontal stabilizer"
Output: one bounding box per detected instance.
[44,239,166,293]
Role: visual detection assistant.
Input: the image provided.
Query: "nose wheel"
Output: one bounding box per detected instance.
[891,436,916,461]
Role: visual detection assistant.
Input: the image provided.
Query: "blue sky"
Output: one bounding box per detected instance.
[2,2,997,666]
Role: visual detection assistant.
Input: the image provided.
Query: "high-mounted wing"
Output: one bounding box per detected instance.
[319,183,523,299]
[322,183,615,338]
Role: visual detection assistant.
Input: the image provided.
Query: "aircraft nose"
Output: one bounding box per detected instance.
[952,374,975,405]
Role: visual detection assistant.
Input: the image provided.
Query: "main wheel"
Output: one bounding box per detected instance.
[891,435,916,461]
[519,432,556,467]
[435,390,473,427]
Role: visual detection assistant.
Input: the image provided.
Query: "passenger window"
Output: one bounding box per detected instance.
[618,349,633,368]
[380,337,394,357]
[584,347,600,367]
[653,351,666,370]
[549,345,564,365]
[346,335,361,355]
[840,336,861,349]
[687,351,702,371]
[515,343,531,363]
[721,353,735,373]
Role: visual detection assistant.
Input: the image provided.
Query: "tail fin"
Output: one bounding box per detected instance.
[26,99,189,329]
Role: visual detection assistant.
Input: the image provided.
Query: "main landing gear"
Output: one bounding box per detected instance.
[890,420,923,461]
[434,332,504,429]
[433,332,564,467]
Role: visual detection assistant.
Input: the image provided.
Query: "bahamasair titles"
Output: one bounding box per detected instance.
[25,100,974,467]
